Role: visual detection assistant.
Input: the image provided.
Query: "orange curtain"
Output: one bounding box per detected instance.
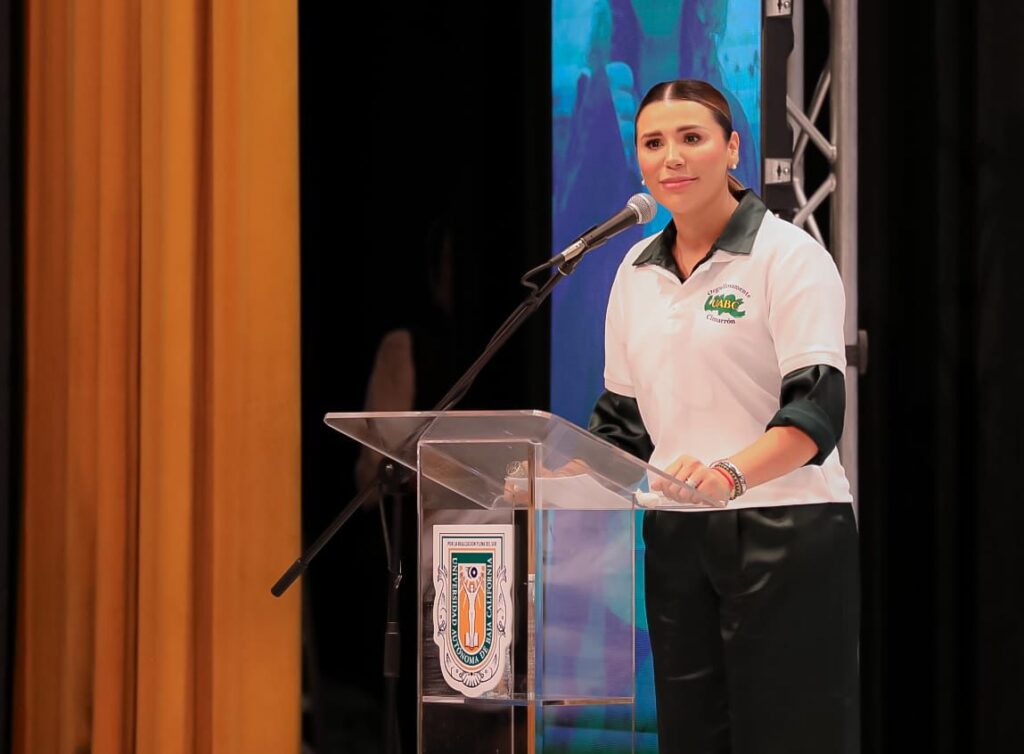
[16,0,301,751]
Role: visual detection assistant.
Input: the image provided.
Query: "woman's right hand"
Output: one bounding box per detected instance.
[651,454,731,505]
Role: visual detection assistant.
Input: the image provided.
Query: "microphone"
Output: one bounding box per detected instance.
[555,193,659,265]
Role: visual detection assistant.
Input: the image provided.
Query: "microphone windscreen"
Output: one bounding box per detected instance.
[626,193,658,224]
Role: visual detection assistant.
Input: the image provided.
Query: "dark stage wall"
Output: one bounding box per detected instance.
[297,3,551,750]
[1,0,23,750]
[858,1,1024,752]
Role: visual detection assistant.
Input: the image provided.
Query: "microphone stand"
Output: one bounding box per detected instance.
[377,459,404,754]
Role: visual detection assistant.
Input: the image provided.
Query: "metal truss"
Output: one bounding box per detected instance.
[768,0,863,501]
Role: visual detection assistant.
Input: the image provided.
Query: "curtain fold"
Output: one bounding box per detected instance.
[18,0,301,751]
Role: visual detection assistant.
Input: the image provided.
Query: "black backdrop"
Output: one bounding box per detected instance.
[1,0,22,751]
[297,3,552,749]
[858,1,1024,752]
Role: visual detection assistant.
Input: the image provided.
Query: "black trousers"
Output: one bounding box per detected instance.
[643,503,860,754]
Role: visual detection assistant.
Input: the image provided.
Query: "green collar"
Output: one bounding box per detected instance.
[633,189,768,277]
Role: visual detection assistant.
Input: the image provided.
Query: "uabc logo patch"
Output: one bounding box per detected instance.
[704,283,752,323]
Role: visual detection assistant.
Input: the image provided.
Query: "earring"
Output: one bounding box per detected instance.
[640,177,646,185]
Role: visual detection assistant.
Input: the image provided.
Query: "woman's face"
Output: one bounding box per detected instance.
[636,99,739,216]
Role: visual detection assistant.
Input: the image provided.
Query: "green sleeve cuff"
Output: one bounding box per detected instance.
[766,365,845,466]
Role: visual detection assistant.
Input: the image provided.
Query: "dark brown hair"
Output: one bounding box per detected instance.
[635,79,744,196]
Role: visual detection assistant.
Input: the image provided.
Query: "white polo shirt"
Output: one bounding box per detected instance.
[603,192,853,509]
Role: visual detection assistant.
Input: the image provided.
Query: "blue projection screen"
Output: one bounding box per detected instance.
[550,1,762,750]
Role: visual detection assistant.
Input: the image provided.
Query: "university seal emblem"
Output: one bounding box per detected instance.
[432,525,514,697]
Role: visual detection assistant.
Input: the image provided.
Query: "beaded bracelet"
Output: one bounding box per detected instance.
[709,459,747,500]
[711,466,735,492]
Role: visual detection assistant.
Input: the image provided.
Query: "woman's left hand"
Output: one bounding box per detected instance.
[651,454,732,504]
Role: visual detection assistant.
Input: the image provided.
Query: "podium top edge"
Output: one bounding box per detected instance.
[323,409,556,422]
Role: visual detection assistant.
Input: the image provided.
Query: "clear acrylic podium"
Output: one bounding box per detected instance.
[325,410,719,754]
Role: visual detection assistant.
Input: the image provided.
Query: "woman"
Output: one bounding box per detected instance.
[589,79,859,753]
